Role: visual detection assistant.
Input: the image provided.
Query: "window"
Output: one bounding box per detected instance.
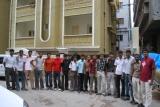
[118,18,124,25]
[119,2,123,8]
[117,35,123,41]
[17,0,35,7]
[72,25,79,35]
[43,24,48,31]
[29,30,34,37]
[16,21,35,38]
[87,24,92,34]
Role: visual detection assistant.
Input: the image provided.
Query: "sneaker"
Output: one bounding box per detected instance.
[138,104,144,107]
[58,88,61,91]
[54,88,58,91]
[123,97,130,101]
[114,95,120,98]
[130,100,137,105]
[103,93,107,96]
[96,93,102,95]
[21,88,28,91]
[107,93,111,96]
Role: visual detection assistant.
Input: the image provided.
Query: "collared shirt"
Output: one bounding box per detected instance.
[44,58,54,72]
[53,57,62,72]
[85,60,91,73]
[133,62,141,78]
[90,59,97,74]
[124,56,135,74]
[25,56,35,71]
[35,57,44,70]
[69,61,77,71]
[77,59,85,74]
[61,59,70,72]
[97,59,106,72]
[114,57,125,75]
[106,58,115,72]
[140,57,155,82]
[15,56,25,71]
[3,55,16,68]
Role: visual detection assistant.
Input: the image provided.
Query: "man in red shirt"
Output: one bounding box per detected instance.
[44,53,54,90]
[139,49,155,107]
[89,55,97,94]
[53,54,62,90]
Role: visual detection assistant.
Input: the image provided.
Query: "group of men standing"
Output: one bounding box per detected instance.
[3,49,155,107]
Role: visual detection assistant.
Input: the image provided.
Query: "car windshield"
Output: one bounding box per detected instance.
[0,57,3,64]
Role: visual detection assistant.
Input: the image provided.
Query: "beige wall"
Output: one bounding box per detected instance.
[10,0,119,54]
[35,0,62,48]
[0,0,10,53]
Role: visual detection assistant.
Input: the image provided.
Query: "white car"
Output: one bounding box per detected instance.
[0,86,29,107]
[0,55,7,77]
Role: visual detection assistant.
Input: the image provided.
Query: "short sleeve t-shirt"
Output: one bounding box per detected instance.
[25,56,35,71]
[133,62,141,78]
[3,55,16,68]
[36,57,44,70]
[114,57,125,75]
[69,61,77,71]
[140,57,155,82]
[124,56,135,74]
[16,56,26,71]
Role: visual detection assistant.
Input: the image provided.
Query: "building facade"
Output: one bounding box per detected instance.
[116,0,131,51]
[9,0,119,54]
[0,0,10,53]
[134,0,160,52]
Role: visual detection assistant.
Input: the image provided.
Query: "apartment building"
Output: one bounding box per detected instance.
[116,0,131,51]
[134,0,160,52]
[0,0,10,53]
[9,0,119,54]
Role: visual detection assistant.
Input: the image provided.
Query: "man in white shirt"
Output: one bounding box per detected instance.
[15,50,27,91]
[25,50,35,89]
[3,49,16,90]
[123,50,135,102]
[114,51,125,98]
[69,56,77,91]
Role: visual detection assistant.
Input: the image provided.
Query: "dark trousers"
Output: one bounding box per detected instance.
[54,72,61,89]
[78,73,84,91]
[84,72,90,91]
[5,67,16,89]
[62,71,69,90]
[45,72,52,88]
[16,71,26,90]
[35,69,44,89]
[115,74,125,97]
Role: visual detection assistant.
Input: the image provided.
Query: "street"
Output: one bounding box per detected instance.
[0,80,160,107]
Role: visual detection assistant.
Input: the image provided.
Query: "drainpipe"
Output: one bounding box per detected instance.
[9,0,13,48]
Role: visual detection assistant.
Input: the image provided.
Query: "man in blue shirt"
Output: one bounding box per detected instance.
[77,55,85,92]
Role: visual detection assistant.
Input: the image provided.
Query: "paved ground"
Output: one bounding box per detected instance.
[0,80,160,107]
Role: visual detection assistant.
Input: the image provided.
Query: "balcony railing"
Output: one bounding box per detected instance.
[64,34,92,37]
[16,5,35,18]
[64,34,92,46]
[15,37,34,47]
[65,0,92,9]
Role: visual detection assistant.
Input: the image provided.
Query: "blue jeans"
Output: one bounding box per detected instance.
[16,71,26,90]
[45,72,52,88]
[53,72,61,88]
[35,69,44,89]
[124,74,133,99]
